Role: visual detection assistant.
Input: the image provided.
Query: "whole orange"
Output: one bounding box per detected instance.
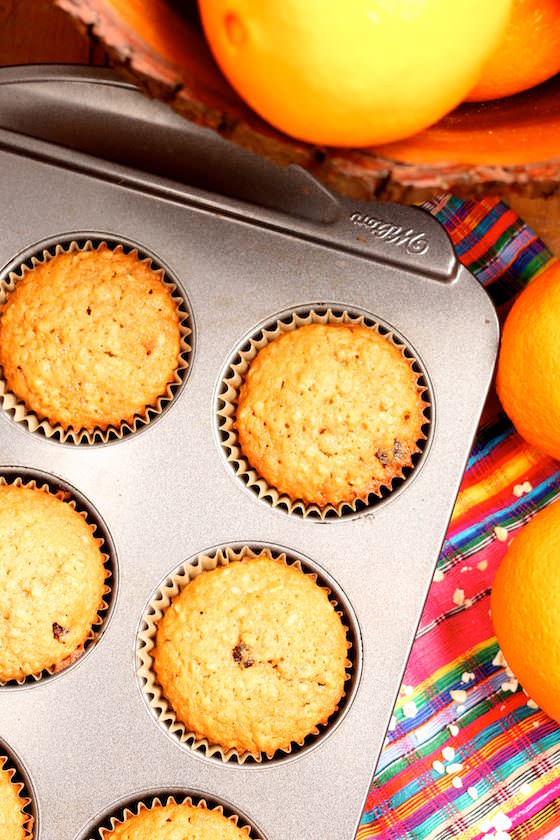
[491,500,560,722]
[497,260,560,460]
[198,0,512,147]
[467,0,560,101]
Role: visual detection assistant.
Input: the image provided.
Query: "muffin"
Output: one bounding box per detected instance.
[0,483,107,682]
[0,758,31,839]
[0,245,183,434]
[234,322,425,507]
[103,802,249,839]
[152,553,348,757]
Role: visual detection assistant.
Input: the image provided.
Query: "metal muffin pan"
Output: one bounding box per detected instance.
[0,66,498,840]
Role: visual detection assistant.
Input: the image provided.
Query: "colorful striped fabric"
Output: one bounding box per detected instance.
[359,195,560,840]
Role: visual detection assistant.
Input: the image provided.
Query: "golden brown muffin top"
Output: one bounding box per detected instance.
[103,803,249,839]
[0,484,106,682]
[235,323,425,507]
[0,761,30,840]
[0,246,182,433]
[152,554,348,757]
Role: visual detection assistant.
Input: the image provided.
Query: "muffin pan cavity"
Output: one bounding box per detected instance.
[137,543,361,765]
[0,467,117,687]
[0,234,193,445]
[217,304,432,520]
[75,790,266,840]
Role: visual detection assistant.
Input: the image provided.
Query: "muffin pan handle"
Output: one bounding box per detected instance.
[0,65,457,282]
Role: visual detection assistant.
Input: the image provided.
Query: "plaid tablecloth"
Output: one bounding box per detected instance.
[359,194,560,840]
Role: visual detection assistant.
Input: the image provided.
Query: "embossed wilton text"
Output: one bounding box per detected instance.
[350,212,430,256]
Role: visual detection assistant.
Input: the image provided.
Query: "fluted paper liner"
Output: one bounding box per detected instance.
[0,474,113,686]
[138,545,354,763]
[0,753,34,839]
[87,793,257,839]
[0,239,191,444]
[217,307,431,518]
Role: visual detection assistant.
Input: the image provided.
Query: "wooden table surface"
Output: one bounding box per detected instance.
[1,0,559,255]
[0,0,107,66]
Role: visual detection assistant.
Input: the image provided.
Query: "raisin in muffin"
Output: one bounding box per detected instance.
[234,322,425,507]
[0,245,182,433]
[152,553,348,757]
[0,483,107,682]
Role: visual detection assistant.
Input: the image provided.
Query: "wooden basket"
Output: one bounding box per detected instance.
[56,0,560,202]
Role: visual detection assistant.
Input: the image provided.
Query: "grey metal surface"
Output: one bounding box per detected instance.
[0,67,498,840]
[0,65,339,224]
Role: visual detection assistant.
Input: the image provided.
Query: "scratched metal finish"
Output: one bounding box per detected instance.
[0,67,498,840]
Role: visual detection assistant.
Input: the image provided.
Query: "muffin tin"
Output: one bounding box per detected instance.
[0,66,499,840]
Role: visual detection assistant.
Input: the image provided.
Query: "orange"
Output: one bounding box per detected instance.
[491,499,560,722]
[198,0,512,147]
[497,259,560,460]
[467,0,560,101]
